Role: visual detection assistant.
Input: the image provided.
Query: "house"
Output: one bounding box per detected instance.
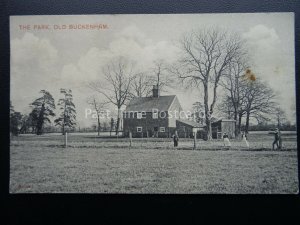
[123,85,183,138]
[176,119,205,138]
[123,85,236,139]
[211,118,236,139]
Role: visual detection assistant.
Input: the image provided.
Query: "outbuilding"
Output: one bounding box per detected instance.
[211,119,236,139]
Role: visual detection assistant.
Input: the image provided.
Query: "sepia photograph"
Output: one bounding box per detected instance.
[9,13,298,193]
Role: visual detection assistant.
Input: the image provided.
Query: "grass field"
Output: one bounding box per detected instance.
[10,132,299,193]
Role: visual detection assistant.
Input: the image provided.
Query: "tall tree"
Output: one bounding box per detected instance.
[89,57,135,135]
[150,60,173,93]
[87,96,108,136]
[28,109,39,133]
[54,89,76,134]
[191,101,205,124]
[219,55,249,136]
[217,96,236,119]
[242,78,276,133]
[273,106,287,130]
[110,118,115,136]
[130,72,153,97]
[173,27,243,140]
[30,90,56,135]
[19,115,30,134]
[10,103,23,136]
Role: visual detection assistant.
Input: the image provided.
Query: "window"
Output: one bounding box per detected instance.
[127,111,135,119]
[160,127,165,132]
[137,112,142,119]
[153,112,158,119]
[137,127,142,132]
[137,112,146,119]
[123,112,129,119]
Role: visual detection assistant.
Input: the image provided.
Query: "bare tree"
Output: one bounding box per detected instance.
[129,72,153,97]
[273,106,287,129]
[87,96,108,136]
[217,96,236,119]
[149,60,175,94]
[129,60,174,98]
[219,54,249,136]
[89,57,135,135]
[191,101,205,124]
[242,78,276,133]
[172,27,243,140]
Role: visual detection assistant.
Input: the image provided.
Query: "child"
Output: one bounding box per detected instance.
[223,132,231,148]
[241,131,250,148]
[272,128,280,150]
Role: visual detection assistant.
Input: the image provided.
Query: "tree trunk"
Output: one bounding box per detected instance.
[245,111,250,134]
[115,108,121,135]
[97,115,100,136]
[203,83,212,140]
[238,112,242,134]
[234,109,238,137]
[62,99,66,135]
[206,119,212,140]
[36,104,45,135]
[115,118,120,135]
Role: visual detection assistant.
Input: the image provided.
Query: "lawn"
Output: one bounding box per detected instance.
[10,132,299,193]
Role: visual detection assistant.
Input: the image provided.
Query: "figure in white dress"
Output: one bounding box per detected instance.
[223,132,231,148]
[241,131,249,148]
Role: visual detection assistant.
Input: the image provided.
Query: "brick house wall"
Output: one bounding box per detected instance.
[123,97,183,138]
[123,111,170,137]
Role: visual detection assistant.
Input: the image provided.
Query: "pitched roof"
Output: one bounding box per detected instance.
[125,95,176,112]
[177,119,205,128]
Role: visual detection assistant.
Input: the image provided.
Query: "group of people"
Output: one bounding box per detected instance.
[223,128,282,150]
[222,132,249,148]
[172,128,282,150]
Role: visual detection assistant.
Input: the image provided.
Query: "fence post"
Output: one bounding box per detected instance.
[65,132,68,148]
[193,132,196,150]
[129,131,132,147]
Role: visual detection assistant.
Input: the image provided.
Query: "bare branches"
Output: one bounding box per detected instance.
[86,96,109,136]
[88,56,136,134]
[129,72,153,98]
[173,27,244,139]
[88,57,135,107]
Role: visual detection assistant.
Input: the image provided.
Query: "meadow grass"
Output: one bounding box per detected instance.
[10,132,298,193]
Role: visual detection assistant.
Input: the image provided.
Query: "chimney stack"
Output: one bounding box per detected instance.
[152,85,160,98]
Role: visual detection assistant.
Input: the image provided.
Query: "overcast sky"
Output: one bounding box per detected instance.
[10,13,295,127]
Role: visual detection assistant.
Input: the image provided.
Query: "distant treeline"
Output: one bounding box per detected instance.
[246,123,296,131]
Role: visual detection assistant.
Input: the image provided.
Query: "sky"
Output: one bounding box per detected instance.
[10,13,296,127]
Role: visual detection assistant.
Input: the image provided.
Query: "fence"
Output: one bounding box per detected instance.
[123,130,207,139]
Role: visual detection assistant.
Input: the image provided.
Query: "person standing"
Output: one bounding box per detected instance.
[272,128,280,150]
[241,131,250,148]
[223,132,231,148]
[173,131,179,148]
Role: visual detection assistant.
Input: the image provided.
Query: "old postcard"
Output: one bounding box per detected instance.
[9,13,298,193]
